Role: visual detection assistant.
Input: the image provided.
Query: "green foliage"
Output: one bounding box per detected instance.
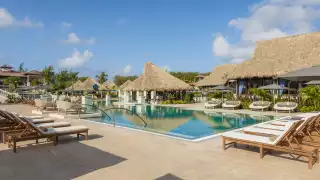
[52,70,79,91]
[96,72,108,84]
[207,92,233,100]
[249,88,272,101]
[18,62,28,72]
[114,75,138,86]
[5,94,21,103]
[298,85,320,112]
[78,76,88,82]
[192,92,202,97]
[160,100,189,104]
[238,97,252,109]
[169,72,199,83]
[30,79,42,86]
[3,77,21,92]
[42,66,55,84]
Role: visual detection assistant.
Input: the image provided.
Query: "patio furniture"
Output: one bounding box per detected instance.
[7,115,89,153]
[222,121,319,169]
[204,99,222,109]
[222,101,241,110]
[274,102,298,113]
[56,100,87,115]
[249,101,271,111]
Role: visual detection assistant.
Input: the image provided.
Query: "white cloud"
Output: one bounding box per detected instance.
[123,64,132,74]
[0,8,43,28]
[61,21,72,28]
[213,0,320,63]
[63,32,96,45]
[59,49,93,68]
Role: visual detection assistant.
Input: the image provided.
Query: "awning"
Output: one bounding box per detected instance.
[278,66,320,81]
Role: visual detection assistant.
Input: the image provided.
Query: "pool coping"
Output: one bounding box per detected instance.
[80,114,290,142]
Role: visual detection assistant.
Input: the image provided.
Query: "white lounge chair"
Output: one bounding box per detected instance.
[222,101,241,110]
[249,101,271,111]
[204,99,222,109]
[222,121,318,169]
[274,102,298,113]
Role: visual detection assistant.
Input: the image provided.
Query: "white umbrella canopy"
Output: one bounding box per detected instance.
[258,84,290,90]
[305,80,320,85]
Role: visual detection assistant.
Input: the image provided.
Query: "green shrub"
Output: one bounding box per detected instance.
[299,106,316,112]
[5,94,21,104]
[238,97,252,109]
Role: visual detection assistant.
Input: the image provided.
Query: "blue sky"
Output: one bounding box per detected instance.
[0,0,319,78]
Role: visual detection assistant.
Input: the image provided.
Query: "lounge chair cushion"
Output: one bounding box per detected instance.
[37,122,71,128]
[253,101,270,106]
[225,101,239,105]
[32,118,55,124]
[223,131,279,145]
[44,125,88,135]
[22,115,43,119]
[277,102,296,108]
[244,127,284,136]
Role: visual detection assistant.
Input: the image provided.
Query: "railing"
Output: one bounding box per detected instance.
[104,107,147,127]
[0,89,20,98]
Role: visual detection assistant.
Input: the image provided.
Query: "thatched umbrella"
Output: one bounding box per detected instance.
[196,64,236,87]
[124,62,192,91]
[65,80,82,91]
[102,80,116,89]
[73,77,105,91]
[119,80,132,90]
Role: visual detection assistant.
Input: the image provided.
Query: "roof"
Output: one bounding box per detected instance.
[0,71,25,77]
[229,31,320,79]
[278,66,320,81]
[305,80,320,85]
[196,64,236,87]
[119,80,132,90]
[0,64,13,69]
[73,77,105,91]
[65,80,82,91]
[124,62,192,91]
[102,80,116,89]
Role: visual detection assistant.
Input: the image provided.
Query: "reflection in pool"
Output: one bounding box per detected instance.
[89,104,275,140]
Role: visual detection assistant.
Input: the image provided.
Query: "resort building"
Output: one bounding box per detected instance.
[196,64,236,89]
[117,80,132,102]
[0,64,43,87]
[123,62,192,104]
[102,80,116,89]
[196,31,320,96]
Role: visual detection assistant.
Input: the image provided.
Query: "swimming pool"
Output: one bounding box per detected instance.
[89,104,275,141]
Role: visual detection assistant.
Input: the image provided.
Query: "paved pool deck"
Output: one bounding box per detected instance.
[0,104,319,180]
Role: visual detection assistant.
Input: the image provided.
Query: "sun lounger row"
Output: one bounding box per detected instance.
[205,100,298,112]
[0,109,89,153]
[222,113,320,169]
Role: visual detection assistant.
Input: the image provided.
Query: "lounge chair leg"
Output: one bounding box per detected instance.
[53,136,57,146]
[308,155,313,170]
[222,138,226,151]
[316,150,319,163]
[85,131,88,140]
[260,145,264,159]
[36,139,38,144]
[77,133,80,140]
[2,132,5,144]
[13,137,17,153]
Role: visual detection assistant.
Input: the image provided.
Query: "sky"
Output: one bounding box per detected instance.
[0,0,320,78]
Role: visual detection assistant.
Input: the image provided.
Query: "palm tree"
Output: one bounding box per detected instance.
[18,62,27,72]
[42,66,55,84]
[96,72,108,84]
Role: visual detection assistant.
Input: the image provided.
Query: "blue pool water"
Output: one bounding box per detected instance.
[89,104,275,140]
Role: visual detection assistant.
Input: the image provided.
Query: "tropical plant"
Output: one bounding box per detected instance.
[249,88,272,101]
[5,94,21,103]
[114,75,138,86]
[3,77,21,92]
[299,85,320,111]
[96,72,108,84]
[18,62,28,72]
[42,66,55,84]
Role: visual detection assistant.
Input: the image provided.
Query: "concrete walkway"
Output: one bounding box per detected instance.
[0,104,319,180]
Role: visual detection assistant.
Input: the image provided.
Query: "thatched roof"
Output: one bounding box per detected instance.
[124,62,192,91]
[229,31,320,79]
[65,80,82,91]
[73,77,105,91]
[119,80,132,90]
[196,64,236,87]
[102,80,116,89]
